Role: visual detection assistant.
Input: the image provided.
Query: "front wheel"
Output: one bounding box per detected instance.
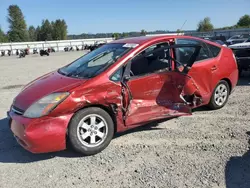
[68,107,114,156]
[208,80,230,110]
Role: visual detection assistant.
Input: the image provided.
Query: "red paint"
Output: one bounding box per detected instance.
[8,35,238,153]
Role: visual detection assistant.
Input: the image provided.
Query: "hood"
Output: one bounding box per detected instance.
[14,71,85,111]
[229,42,250,49]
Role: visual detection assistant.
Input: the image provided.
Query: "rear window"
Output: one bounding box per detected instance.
[206,43,221,57]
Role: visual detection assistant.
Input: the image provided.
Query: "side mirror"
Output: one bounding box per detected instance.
[123,75,130,82]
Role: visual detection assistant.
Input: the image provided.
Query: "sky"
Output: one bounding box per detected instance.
[0,0,249,35]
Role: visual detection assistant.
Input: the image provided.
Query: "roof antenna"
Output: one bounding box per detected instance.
[178,20,187,35]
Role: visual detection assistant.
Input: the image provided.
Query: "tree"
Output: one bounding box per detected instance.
[36,26,41,41]
[7,5,28,42]
[0,27,8,42]
[40,19,53,41]
[112,33,120,39]
[237,15,250,27]
[28,26,36,41]
[121,32,129,38]
[60,19,67,40]
[140,29,147,36]
[52,19,67,40]
[197,17,214,32]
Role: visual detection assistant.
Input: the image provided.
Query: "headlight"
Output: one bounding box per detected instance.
[23,92,69,118]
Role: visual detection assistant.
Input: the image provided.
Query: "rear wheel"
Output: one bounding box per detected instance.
[208,80,230,110]
[68,107,114,156]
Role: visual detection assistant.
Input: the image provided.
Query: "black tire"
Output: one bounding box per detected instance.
[68,107,114,156]
[208,80,230,110]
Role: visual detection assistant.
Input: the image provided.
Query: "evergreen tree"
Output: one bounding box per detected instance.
[7,5,28,42]
[52,19,68,40]
[36,26,41,41]
[0,27,8,42]
[40,19,53,41]
[28,25,36,41]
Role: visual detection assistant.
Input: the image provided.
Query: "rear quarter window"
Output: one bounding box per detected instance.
[206,43,221,57]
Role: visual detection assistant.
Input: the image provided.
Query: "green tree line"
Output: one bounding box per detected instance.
[197,15,250,32]
[0,5,67,43]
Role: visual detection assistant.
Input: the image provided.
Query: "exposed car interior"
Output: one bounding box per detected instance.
[130,43,170,76]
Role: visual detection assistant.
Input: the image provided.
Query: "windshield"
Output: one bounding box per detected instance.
[58,43,132,78]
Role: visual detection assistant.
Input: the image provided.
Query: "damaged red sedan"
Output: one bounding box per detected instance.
[8,36,238,155]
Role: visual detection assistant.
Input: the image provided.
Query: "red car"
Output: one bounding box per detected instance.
[8,36,238,155]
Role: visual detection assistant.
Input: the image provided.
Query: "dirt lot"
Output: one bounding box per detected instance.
[0,52,250,188]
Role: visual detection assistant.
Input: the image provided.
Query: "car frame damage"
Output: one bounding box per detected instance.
[118,44,203,127]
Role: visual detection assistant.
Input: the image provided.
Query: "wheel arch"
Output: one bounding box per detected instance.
[67,104,118,134]
[221,78,232,93]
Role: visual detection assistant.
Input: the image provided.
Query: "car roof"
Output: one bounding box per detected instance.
[111,35,222,48]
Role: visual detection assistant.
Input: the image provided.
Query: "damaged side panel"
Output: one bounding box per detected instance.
[121,71,203,127]
[51,81,126,132]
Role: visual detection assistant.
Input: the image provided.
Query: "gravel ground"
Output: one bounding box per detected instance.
[0,52,250,188]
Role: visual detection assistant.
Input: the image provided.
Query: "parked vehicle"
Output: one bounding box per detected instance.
[16,50,19,56]
[40,49,50,56]
[229,37,250,76]
[33,48,38,54]
[1,50,5,56]
[64,46,73,52]
[7,50,11,56]
[90,41,106,51]
[19,50,26,58]
[64,47,69,52]
[24,48,30,55]
[201,35,226,42]
[205,39,227,47]
[8,36,238,156]
[51,47,56,52]
[84,45,90,50]
[226,34,250,45]
[212,40,227,47]
[76,46,80,51]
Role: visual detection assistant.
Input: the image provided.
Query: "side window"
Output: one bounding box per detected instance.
[130,43,170,77]
[175,39,212,63]
[110,67,123,81]
[206,43,221,57]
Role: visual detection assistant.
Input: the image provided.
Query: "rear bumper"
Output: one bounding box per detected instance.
[8,110,73,153]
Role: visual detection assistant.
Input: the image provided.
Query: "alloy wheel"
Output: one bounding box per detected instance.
[77,114,108,148]
[214,84,228,106]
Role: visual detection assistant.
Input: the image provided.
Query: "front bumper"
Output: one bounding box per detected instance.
[7,110,73,153]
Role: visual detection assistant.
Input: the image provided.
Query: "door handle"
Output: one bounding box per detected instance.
[211,65,217,71]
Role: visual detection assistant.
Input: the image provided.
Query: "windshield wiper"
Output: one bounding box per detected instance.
[58,68,70,76]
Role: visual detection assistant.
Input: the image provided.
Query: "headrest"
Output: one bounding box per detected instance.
[153,50,165,59]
